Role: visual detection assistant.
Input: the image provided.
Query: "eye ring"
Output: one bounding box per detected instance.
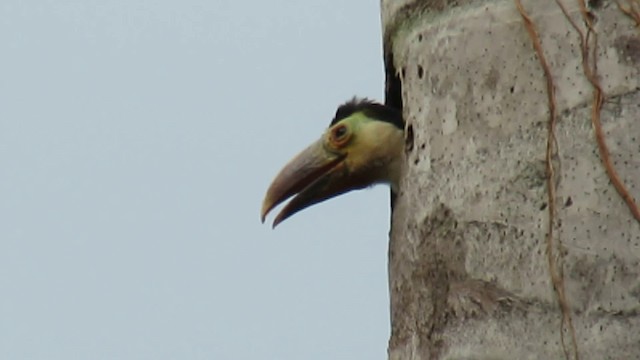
[330,124,351,147]
[333,125,347,139]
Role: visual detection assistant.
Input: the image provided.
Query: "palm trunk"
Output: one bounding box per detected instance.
[382,1,640,359]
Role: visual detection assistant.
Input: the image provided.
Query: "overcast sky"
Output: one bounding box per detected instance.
[1,1,393,359]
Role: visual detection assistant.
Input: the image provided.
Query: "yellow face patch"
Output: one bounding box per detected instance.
[321,112,403,186]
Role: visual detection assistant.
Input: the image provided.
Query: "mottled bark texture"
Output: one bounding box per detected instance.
[382,0,640,359]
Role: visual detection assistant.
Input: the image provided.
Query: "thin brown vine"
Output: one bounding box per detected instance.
[617,0,640,27]
[573,0,640,223]
[514,2,579,360]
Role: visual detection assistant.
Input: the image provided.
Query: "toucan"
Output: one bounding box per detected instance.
[261,98,404,228]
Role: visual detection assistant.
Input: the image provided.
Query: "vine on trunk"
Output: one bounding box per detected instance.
[514,2,579,359]
[515,0,640,358]
[617,0,640,27]
[571,0,640,224]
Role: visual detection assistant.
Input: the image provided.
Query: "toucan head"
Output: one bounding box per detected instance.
[261,98,404,228]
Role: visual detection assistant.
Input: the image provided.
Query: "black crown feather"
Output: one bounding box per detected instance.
[331,97,403,129]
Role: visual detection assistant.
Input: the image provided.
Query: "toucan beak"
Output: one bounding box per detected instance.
[261,139,349,228]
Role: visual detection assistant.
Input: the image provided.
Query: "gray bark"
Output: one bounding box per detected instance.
[382,1,640,359]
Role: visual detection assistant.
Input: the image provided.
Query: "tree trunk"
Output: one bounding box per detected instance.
[381,1,640,359]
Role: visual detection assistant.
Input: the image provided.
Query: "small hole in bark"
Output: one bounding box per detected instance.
[588,0,603,8]
[565,196,573,207]
[417,65,424,79]
[405,124,414,153]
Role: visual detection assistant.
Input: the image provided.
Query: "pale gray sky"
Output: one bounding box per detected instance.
[1,1,391,359]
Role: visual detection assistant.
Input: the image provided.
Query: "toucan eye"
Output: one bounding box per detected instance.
[333,125,348,140]
[328,123,352,149]
[329,124,350,148]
